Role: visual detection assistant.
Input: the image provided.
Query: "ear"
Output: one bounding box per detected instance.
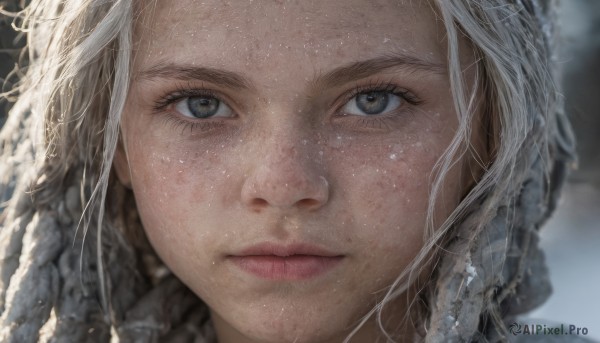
[113,137,132,189]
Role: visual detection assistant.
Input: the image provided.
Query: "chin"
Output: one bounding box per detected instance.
[243,326,343,343]
[214,309,355,343]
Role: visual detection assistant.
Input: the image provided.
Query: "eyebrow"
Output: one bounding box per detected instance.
[136,62,252,90]
[315,53,446,89]
[135,53,445,90]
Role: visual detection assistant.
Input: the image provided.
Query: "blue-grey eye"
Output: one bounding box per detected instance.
[175,96,233,119]
[342,91,402,116]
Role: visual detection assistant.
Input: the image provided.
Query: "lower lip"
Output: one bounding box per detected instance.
[229,255,344,280]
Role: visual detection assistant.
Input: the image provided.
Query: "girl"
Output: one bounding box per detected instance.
[0,0,576,342]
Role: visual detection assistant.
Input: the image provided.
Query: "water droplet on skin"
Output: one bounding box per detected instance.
[389,153,398,160]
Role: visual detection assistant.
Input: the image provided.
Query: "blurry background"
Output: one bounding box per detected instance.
[0,1,26,128]
[0,0,598,340]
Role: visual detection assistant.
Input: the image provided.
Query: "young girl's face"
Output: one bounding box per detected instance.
[116,1,477,342]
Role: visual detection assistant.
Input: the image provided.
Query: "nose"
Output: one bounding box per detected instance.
[241,136,329,212]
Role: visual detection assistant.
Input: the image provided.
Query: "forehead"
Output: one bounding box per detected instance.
[133,0,445,72]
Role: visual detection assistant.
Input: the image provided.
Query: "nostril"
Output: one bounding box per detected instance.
[250,198,269,208]
[248,198,319,209]
[297,198,321,209]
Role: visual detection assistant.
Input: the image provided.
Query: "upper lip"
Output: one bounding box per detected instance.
[230,242,343,257]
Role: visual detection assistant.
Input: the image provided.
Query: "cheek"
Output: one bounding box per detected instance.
[124,133,235,260]
[317,141,438,292]
[329,130,451,255]
[127,127,235,206]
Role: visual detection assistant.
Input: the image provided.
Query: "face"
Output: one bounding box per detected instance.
[115,1,477,342]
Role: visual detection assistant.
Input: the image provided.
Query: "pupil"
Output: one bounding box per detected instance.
[187,96,220,118]
[356,91,389,115]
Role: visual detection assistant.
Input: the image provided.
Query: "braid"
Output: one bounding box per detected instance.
[426,148,557,342]
[0,106,214,342]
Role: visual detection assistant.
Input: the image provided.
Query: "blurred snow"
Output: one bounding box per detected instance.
[529,184,600,341]
[558,0,600,187]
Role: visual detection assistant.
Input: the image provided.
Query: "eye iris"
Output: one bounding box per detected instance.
[356,91,389,115]
[187,96,220,118]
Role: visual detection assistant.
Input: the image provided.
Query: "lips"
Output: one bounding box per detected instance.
[228,242,344,280]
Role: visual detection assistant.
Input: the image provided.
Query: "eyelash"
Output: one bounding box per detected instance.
[153,86,222,112]
[152,81,423,133]
[343,81,421,106]
[336,81,422,129]
[152,85,229,133]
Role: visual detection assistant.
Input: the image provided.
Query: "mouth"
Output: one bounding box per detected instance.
[227,242,345,280]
